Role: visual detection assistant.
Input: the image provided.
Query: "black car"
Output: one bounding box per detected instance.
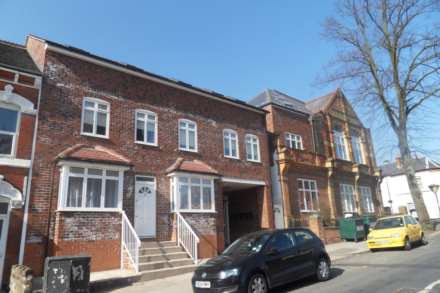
[192,228,331,293]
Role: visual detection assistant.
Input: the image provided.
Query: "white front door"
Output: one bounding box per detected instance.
[134,176,156,237]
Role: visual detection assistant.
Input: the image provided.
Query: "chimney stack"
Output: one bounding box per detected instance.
[396,157,402,169]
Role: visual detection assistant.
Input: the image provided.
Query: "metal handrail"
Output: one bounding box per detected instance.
[121,211,141,273]
[176,212,200,264]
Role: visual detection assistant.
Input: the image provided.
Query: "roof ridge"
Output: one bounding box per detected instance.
[305,89,338,104]
[271,89,305,104]
[0,39,26,49]
[27,35,264,114]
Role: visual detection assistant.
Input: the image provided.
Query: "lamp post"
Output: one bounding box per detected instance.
[428,184,440,218]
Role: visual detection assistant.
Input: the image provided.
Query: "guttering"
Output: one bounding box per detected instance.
[30,36,265,115]
[18,76,42,264]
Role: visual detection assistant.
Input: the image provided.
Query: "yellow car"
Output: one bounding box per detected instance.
[367,215,425,252]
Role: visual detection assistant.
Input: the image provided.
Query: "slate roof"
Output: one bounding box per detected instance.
[28,35,264,114]
[56,144,132,166]
[305,90,338,113]
[0,40,40,75]
[248,89,310,114]
[380,157,440,177]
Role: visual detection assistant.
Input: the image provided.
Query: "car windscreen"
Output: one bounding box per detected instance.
[222,233,271,256]
[374,217,404,229]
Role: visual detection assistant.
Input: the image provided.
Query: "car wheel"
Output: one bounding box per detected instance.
[404,237,412,251]
[247,273,267,293]
[316,258,331,281]
[369,248,377,253]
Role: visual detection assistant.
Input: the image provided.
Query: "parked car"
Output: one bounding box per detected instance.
[191,228,331,293]
[367,215,425,252]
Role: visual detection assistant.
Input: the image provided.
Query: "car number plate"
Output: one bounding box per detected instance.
[376,239,389,244]
[195,281,211,288]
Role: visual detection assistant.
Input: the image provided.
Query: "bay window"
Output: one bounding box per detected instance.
[297,179,319,212]
[0,106,19,156]
[333,129,348,160]
[351,130,364,164]
[170,175,215,212]
[340,184,356,213]
[360,186,374,213]
[223,129,239,159]
[59,164,124,210]
[81,97,110,138]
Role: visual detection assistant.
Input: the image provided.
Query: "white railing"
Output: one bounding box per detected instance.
[121,211,141,273]
[177,212,200,264]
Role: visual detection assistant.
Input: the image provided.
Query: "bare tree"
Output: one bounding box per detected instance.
[323,0,440,225]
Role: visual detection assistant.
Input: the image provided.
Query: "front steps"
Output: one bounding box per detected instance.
[137,240,197,282]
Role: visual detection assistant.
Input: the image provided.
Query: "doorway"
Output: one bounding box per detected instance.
[134,176,156,238]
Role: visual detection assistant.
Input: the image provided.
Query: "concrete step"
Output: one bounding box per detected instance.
[139,265,197,282]
[139,246,184,255]
[139,252,190,263]
[140,241,177,249]
[139,258,195,271]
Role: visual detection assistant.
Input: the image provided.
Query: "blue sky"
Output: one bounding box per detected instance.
[1,1,438,163]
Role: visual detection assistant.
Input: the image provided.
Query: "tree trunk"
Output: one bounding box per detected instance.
[398,130,430,225]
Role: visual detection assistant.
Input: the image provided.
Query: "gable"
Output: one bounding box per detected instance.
[327,93,364,127]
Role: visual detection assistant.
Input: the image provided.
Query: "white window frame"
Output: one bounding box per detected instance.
[178,119,197,152]
[340,184,356,213]
[285,132,303,150]
[81,97,110,138]
[245,134,261,163]
[360,186,374,213]
[57,162,127,212]
[297,178,319,212]
[169,173,215,213]
[0,103,21,158]
[351,134,364,164]
[134,109,158,146]
[223,129,239,159]
[333,130,348,160]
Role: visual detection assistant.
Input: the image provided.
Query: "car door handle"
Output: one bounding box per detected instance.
[282,254,296,261]
[298,249,313,256]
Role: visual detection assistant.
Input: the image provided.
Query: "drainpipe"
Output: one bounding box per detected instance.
[18,77,42,264]
[309,115,316,153]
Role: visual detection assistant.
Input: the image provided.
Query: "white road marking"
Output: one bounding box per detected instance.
[417,279,440,292]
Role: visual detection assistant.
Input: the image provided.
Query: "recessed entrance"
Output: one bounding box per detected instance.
[221,178,265,246]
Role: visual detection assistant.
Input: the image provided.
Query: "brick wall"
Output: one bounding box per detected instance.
[0,64,40,284]
[264,105,313,152]
[24,40,272,273]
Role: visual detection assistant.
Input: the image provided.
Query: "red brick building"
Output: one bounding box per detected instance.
[20,35,274,277]
[249,89,381,242]
[0,40,41,284]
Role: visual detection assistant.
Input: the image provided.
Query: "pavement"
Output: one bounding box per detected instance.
[99,231,440,293]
